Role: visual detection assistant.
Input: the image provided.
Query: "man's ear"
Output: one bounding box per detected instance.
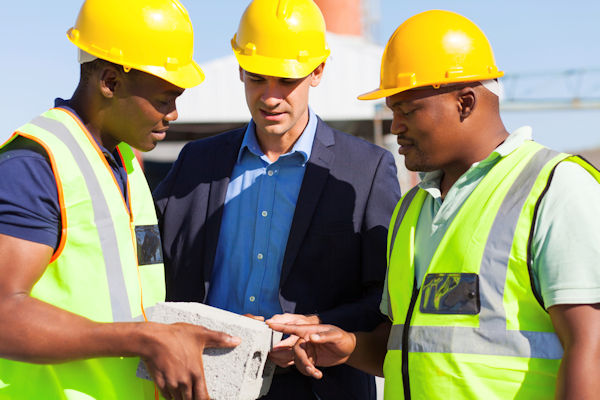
[239,66,245,82]
[457,86,476,121]
[310,62,325,87]
[99,65,121,99]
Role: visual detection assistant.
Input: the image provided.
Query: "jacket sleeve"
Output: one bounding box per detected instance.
[317,150,401,332]
[153,142,191,226]
[152,142,192,298]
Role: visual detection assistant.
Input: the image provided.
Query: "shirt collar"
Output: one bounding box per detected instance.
[418,126,534,189]
[238,106,318,166]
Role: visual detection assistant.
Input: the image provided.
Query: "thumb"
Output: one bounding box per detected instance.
[203,329,241,348]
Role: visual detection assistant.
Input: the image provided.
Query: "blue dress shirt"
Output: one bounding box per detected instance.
[207,108,318,319]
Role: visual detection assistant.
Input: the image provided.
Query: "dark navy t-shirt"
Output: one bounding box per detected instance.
[0,99,129,250]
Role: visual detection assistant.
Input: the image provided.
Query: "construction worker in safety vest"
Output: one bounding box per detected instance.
[269,9,600,399]
[0,1,241,399]
[154,0,400,399]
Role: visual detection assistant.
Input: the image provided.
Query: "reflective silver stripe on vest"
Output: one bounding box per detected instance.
[478,148,558,330]
[386,186,420,321]
[388,324,562,359]
[387,147,564,359]
[31,116,133,322]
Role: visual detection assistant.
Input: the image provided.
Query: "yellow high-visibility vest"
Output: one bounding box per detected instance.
[383,140,600,399]
[0,108,165,399]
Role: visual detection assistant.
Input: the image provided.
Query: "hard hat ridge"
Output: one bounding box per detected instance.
[231,0,330,79]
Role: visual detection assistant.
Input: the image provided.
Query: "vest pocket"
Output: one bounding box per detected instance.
[419,273,480,315]
[135,225,164,266]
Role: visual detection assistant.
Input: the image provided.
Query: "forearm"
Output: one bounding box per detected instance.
[0,293,150,363]
[346,321,390,377]
[556,344,600,399]
[549,303,600,400]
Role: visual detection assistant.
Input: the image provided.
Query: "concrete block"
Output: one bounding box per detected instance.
[137,302,282,400]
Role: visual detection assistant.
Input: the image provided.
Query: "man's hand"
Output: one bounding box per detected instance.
[0,232,242,400]
[266,322,356,378]
[265,314,320,368]
[141,322,241,400]
[243,313,265,322]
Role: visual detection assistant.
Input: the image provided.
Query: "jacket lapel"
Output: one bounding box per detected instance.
[202,129,245,297]
[280,119,335,287]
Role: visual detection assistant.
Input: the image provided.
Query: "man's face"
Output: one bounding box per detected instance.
[240,64,324,140]
[386,86,466,172]
[106,70,184,152]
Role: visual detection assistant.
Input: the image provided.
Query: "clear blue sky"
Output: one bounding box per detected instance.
[2,0,599,152]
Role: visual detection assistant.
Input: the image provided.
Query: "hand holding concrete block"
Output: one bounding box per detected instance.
[137,302,282,400]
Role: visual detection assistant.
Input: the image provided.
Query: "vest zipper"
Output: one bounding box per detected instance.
[402,279,419,400]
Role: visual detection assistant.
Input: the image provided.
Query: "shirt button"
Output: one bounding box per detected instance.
[267,170,274,176]
[257,253,263,260]
[261,211,268,217]
[249,296,256,302]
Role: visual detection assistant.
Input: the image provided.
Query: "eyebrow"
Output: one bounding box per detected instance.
[387,99,408,109]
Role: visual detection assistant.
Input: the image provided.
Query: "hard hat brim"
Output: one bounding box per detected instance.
[358,72,505,101]
[143,61,205,89]
[233,50,330,79]
[68,30,205,89]
[357,87,406,101]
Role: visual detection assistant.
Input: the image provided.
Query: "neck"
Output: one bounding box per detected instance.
[440,126,509,199]
[69,87,118,152]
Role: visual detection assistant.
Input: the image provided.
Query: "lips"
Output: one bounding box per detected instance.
[260,109,285,121]
[397,140,415,155]
[152,129,168,141]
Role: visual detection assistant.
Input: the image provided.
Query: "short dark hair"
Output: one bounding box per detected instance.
[79,59,141,85]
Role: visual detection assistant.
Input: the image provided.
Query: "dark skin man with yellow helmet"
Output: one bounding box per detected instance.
[270,10,600,400]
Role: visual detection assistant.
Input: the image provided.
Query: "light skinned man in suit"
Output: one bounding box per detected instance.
[153,0,401,398]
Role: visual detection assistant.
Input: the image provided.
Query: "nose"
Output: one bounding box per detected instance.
[165,107,178,123]
[390,114,408,136]
[261,80,284,107]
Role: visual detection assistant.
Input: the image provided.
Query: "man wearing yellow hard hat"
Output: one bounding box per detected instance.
[269,9,600,399]
[154,0,400,398]
[0,1,240,399]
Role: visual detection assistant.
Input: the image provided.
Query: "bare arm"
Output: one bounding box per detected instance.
[0,233,240,400]
[549,303,600,400]
[346,321,390,377]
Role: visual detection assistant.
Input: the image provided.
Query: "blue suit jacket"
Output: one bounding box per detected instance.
[154,118,401,399]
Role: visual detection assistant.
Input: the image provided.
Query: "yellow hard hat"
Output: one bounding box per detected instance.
[359,10,503,100]
[67,0,204,89]
[231,0,330,79]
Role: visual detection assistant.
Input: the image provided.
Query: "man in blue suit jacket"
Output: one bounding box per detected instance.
[154,1,401,398]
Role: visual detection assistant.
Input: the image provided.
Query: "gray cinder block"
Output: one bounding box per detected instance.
[136,302,282,400]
